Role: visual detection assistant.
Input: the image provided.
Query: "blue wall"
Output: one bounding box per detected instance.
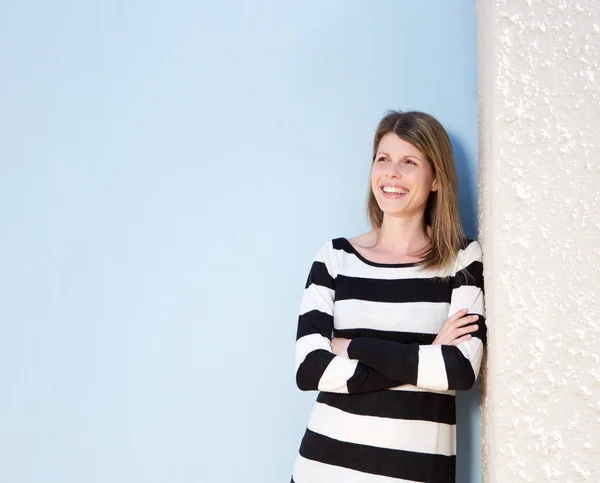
[0,1,479,482]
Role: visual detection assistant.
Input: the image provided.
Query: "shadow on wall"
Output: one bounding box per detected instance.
[451,134,478,238]
[449,133,482,483]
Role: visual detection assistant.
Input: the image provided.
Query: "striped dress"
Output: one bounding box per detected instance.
[292,237,486,483]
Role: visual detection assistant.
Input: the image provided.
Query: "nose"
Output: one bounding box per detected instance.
[387,160,403,178]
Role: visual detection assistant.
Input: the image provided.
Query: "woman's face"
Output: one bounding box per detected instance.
[371,132,438,220]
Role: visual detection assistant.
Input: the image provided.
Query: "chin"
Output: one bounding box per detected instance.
[379,203,426,219]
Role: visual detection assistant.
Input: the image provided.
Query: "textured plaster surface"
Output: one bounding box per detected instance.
[478,1,600,481]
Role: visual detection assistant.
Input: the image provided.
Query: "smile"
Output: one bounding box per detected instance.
[382,186,408,194]
[380,185,409,198]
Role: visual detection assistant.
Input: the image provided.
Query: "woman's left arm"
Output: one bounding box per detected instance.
[345,240,487,391]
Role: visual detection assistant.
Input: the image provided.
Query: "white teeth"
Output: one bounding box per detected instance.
[382,186,408,194]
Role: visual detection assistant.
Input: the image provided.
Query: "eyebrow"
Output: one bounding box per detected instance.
[375,151,422,161]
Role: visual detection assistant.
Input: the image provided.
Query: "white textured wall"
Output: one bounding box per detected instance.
[478,1,600,481]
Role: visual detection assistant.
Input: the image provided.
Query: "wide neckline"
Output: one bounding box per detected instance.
[340,237,423,268]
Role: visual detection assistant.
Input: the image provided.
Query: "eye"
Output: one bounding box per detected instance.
[405,159,417,165]
[376,156,389,163]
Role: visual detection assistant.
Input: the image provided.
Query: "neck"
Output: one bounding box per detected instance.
[375,214,430,255]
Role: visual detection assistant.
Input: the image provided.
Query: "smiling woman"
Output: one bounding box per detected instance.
[291,111,487,483]
[366,111,465,269]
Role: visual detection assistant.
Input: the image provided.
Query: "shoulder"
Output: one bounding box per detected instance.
[460,238,483,257]
[455,238,483,272]
[332,231,377,255]
[312,238,342,262]
[315,234,371,256]
[312,234,366,274]
[346,231,377,248]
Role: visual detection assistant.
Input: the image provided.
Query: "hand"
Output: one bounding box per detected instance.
[331,337,351,358]
[433,308,480,346]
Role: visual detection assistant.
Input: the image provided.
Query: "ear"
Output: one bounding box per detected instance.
[431,179,438,192]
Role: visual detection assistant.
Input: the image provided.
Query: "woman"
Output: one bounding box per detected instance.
[291,110,486,483]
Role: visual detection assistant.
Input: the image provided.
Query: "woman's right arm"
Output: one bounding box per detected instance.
[295,241,407,394]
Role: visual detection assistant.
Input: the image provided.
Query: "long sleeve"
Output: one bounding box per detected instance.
[347,240,487,391]
[295,241,408,394]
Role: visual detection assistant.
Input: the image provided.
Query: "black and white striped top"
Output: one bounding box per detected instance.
[292,237,486,483]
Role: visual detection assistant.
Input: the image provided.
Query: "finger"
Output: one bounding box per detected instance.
[450,308,469,321]
[454,314,480,328]
[442,310,466,331]
[451,334,472,345]
[448,310,472,327]
[456,324,478,337]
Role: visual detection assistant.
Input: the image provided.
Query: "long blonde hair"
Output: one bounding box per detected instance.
[367,110,467,272]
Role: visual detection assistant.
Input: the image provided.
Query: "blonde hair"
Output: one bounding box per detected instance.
[367,110,467,272]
